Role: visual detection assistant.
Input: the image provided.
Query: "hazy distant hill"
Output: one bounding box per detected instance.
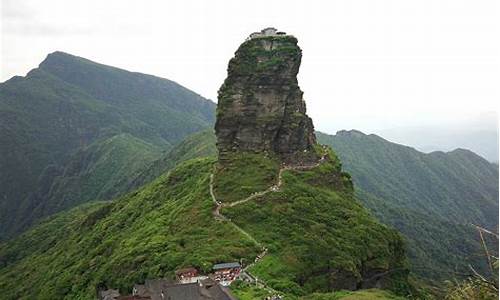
[317,130,499,280]
[319,130,498,227]
[379,114,499,163]
[0,52,216,240]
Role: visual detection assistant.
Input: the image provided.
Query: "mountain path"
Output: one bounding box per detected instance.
[207,146,328,292]
[223,147,328,208]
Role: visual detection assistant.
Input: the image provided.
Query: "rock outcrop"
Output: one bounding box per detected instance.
[215,29,318,164]
[212,29,410,295]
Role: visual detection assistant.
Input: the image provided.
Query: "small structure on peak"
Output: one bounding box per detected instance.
[247,27,285,40]
[262,27,278,35]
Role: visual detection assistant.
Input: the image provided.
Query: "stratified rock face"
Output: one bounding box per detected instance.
[215,30,318,163]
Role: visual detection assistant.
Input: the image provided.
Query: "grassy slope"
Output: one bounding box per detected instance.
[129,129,217,190]
[214,152,280,203]
[301,289,406,300]
[0,52,216,239]
[0,158,260,299]
[221,151,408,296]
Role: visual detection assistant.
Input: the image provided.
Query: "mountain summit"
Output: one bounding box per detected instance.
[0,51,215,240]
[215,28,317,164]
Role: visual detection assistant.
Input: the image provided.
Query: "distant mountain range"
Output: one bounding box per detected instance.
[317,130,498,280]
[0,51,215,240]
[379,114,498,163]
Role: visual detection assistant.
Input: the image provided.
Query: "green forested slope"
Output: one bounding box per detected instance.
[218,151,408,295]
[0,153,410,299]
[14,134,162,233]
[316,130,499,280]
[0,52,215,239]
[1,48,496,297]
[38,52,215,143]
[135,129,498,283]
[129,129,217,190]
[317,130,498,228]
[0,158,260,299]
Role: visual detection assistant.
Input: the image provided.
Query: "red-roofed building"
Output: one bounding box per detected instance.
[175,267,200,284]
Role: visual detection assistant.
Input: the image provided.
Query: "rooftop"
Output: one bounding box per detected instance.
[175,267,198,275]
[163,282,200,300]
[212,262,241,270]
[130,278,235,300]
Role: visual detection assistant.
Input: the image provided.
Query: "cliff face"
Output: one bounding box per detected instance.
[215,33,317,164]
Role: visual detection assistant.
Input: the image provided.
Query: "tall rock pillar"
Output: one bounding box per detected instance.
[215,28,318,164]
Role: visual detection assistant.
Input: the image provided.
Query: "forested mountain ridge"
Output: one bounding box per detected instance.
[128,128,498,283]
[317,130,498,229]
[0,51,216,240]
[316,130,499,280]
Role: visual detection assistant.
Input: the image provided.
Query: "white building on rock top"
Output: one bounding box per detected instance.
[247,27,287,40]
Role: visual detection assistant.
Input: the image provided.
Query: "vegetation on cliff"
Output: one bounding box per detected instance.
[231,280,406,300]
[215,34,317,164]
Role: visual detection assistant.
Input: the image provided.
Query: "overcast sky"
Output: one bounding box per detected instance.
[1,0,499,135]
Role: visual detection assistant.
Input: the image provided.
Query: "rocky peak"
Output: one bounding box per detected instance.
[39,51,81,70]
[215,29,318,164]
